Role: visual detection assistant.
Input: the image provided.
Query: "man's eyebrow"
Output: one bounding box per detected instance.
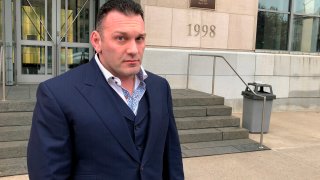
[113,31,146,36]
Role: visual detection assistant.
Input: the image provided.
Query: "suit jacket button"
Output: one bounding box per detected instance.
[140,166,144,171]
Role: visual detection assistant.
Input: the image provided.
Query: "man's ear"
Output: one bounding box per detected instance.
[90,31,102,53]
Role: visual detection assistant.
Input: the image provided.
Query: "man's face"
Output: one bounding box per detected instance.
[91,10,146,80]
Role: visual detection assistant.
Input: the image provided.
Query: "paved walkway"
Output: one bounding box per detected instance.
[1,85,320,179]
[0,85,37,101]
[183,111,320,180]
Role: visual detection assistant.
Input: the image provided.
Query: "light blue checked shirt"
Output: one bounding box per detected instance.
[95,54,148,115]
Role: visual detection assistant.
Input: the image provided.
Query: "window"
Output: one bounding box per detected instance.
[256,0,320,52]
[291,0,320,52]
[256,0,290,50]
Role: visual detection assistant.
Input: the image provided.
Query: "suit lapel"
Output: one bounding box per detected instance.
[75,59,140,163]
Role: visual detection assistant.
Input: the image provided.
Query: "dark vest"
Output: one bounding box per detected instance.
[110,88,150,160]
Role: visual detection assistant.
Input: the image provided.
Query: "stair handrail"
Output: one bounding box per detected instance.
[1,46,5,101]
[187,54,266,149]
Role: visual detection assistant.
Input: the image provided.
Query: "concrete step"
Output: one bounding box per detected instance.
[181,139,268,158]
[179,128,222,143]
[0,112,33,126]
[174,106,207,118]
[0,100,35,112]
[178,127,249,143]
[218,127,249,140]
[172,96,224,107]
[207,105,232,116]
[0,89,222,112]
[172,89,224,107]
[176,116,240,130]
[173,105,232,118]
[0,126,30,142]
[0,157,27,177]
[0,141,27,159]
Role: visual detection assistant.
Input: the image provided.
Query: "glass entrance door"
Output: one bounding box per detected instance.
[16,0,94,83]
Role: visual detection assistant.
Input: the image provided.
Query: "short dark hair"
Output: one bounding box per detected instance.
[95,0,144,31]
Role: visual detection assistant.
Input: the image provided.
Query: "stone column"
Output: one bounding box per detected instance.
[3,0,14,85]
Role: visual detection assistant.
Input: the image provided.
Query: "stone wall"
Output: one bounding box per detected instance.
[139,0,320,112]
[140,0,258,50]
[142,48,320,112]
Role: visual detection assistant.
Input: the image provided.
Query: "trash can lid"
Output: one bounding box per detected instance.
[241,82,276,100]
[241,90,276,100]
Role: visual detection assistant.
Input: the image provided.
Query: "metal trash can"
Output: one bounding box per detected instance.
[241,82,276,133]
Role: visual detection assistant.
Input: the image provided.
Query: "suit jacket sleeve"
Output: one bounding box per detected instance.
[27,82,73,180]
[162,81,185,180]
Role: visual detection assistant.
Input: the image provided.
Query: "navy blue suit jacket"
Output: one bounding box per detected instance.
[27,58,184,180]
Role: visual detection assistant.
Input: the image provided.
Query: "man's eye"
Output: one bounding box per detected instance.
[136,36,145,42]
[116,36,125,41]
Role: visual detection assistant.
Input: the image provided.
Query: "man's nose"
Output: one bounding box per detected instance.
[127,40,138,55]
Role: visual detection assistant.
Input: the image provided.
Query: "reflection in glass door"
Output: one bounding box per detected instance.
[16,0,94,83]
[58,0,91,73]
[19,0,52,80]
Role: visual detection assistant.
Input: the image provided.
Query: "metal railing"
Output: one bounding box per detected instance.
[1,46,5,101]
[187,54,266,149]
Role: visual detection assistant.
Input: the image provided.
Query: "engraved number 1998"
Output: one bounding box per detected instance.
[187,24,216,38]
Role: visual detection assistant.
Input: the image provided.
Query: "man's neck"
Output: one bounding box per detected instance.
[120,75,135,95]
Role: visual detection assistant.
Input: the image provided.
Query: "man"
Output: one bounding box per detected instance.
[27,0,184,179]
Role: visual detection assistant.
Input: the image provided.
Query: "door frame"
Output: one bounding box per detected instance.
[16,0,95,83]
